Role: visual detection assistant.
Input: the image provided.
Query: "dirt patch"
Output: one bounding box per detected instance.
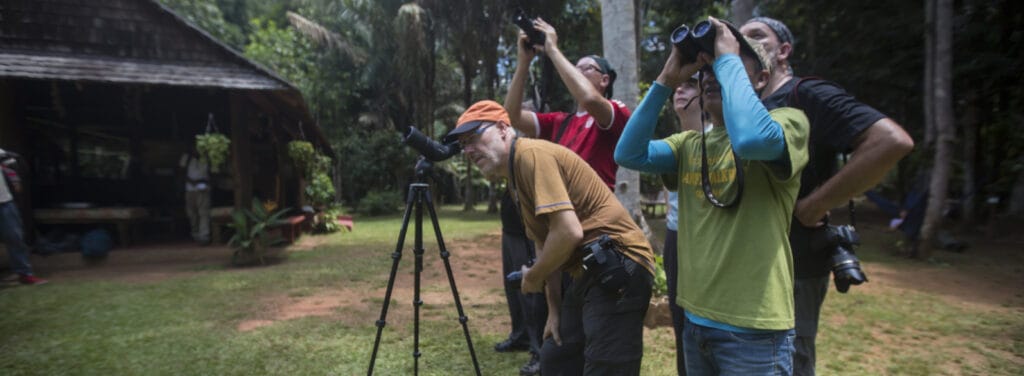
[236,231,510,333]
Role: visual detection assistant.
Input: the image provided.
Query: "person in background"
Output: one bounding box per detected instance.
[496,189,546,376]
[662,74,705,376]
[0,148,47,285]
[741,16,914,376]
[179,146,211,245]
[504,18,629,190]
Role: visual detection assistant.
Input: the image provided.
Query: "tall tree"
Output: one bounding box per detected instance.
[919,0,954,259]
[601,0,645,226]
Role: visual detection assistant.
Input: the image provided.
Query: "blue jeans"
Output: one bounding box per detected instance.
[0,201,33,275]
[683,316,795,376]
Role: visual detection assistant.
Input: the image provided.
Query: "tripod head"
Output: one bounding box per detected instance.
[414,157,433,182]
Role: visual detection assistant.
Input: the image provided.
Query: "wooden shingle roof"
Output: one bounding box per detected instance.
[0,0,290,90]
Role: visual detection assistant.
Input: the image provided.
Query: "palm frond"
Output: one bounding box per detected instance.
[286,11,368,63]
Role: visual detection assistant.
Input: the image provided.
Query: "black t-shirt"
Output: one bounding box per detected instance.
[762,77,887,278]
[500,189,527,236]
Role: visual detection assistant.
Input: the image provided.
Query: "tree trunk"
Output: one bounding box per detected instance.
[918,0,954,259]
[461,60,477,211]
[1009,158,1024,216]
[729,0,755,25]
[923,0,936,145]
[960,93,977,226]
[600,0,647,231]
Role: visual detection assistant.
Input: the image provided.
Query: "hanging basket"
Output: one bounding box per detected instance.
[196,114,230,173]
[287,140,316,177]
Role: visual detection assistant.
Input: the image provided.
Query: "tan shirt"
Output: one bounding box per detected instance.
[510,138,655,276]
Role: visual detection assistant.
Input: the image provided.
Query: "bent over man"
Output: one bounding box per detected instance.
[447,100,655,375]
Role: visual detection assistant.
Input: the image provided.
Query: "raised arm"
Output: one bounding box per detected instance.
[614,82,677,173]
[505,32,540,138]
[533,18,614,127]
[715,54,785,161]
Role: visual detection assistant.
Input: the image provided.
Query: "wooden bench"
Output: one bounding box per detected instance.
[278,215,307,243]
[337,215,354,231]
[33,207,149,246]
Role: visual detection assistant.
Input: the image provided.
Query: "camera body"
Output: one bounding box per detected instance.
[824,224,868,293]
[670,20,716,64]
[513,10,545,47]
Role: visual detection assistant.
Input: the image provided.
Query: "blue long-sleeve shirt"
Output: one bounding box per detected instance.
[614,54,785,172]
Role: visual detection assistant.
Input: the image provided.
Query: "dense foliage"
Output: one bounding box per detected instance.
[160,0,1024,217]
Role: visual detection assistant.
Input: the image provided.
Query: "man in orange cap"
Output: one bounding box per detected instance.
[447,100,655,375]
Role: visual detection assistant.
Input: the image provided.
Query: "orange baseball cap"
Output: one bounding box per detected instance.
[444,100,510,143]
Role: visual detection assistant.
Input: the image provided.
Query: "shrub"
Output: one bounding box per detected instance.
[358,190,402,216]
[228,198,291,266]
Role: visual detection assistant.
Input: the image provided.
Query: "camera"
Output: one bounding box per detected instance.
[670,20,715,64]
[824,225,868,293]
[505,258,535,290]
[403,126,461,162]
[580,235,629,292]
[513,9,545,47]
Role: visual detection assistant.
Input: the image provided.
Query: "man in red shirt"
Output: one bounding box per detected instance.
[504,18,629,190]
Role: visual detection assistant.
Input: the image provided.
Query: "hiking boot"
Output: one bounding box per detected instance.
[519,353,541,376]
[18,274,48,285]
[494,338,529,353]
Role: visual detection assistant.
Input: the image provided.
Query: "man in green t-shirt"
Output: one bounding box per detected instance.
[614,17,809,375]
[446,100,656,375]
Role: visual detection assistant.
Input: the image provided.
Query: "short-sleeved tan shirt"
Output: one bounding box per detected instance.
[510,138,655,276]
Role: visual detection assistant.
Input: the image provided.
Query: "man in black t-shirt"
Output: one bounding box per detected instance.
[497,190,546,375]
[742,17,915,376]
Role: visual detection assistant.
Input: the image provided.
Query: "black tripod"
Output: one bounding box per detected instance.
[367,159,481,376]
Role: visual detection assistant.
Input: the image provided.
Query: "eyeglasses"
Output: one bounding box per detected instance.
[576,64,603,74]
[458,122,495,148]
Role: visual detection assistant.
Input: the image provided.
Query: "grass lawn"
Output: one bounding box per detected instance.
[1,204,1021,375]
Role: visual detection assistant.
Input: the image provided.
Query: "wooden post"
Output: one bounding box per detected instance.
[230,93,252,210]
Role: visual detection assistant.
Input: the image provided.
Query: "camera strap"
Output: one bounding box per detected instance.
[504,137,538,261]
[697,70,744,208]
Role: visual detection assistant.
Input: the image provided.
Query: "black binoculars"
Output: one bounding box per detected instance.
[670,20,715,64]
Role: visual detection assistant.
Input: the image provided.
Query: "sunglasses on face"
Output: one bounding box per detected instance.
[458,122,495,148]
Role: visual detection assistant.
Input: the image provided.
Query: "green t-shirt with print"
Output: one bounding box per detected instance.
[662,107,809,330]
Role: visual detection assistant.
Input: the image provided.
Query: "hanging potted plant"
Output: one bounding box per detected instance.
[287,140,316,177]
[195,114,230,173]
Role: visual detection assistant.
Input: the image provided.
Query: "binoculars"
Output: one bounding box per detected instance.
[670,20,715,64]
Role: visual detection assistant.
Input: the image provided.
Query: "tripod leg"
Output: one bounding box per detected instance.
[424,190,482,376]
[412,187,425,375]
[367,188,417,376]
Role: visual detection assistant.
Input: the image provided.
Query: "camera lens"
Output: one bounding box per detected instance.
[670,25,690,45]
[831,246,868,293]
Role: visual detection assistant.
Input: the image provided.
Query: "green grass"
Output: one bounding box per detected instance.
[1,206,1021,375]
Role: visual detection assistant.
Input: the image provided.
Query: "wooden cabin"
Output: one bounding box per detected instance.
[0,0,332,245]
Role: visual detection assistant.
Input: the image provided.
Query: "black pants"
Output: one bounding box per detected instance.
[540,257,653,375]
[501,230,547,354]
[663,229,687,376]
